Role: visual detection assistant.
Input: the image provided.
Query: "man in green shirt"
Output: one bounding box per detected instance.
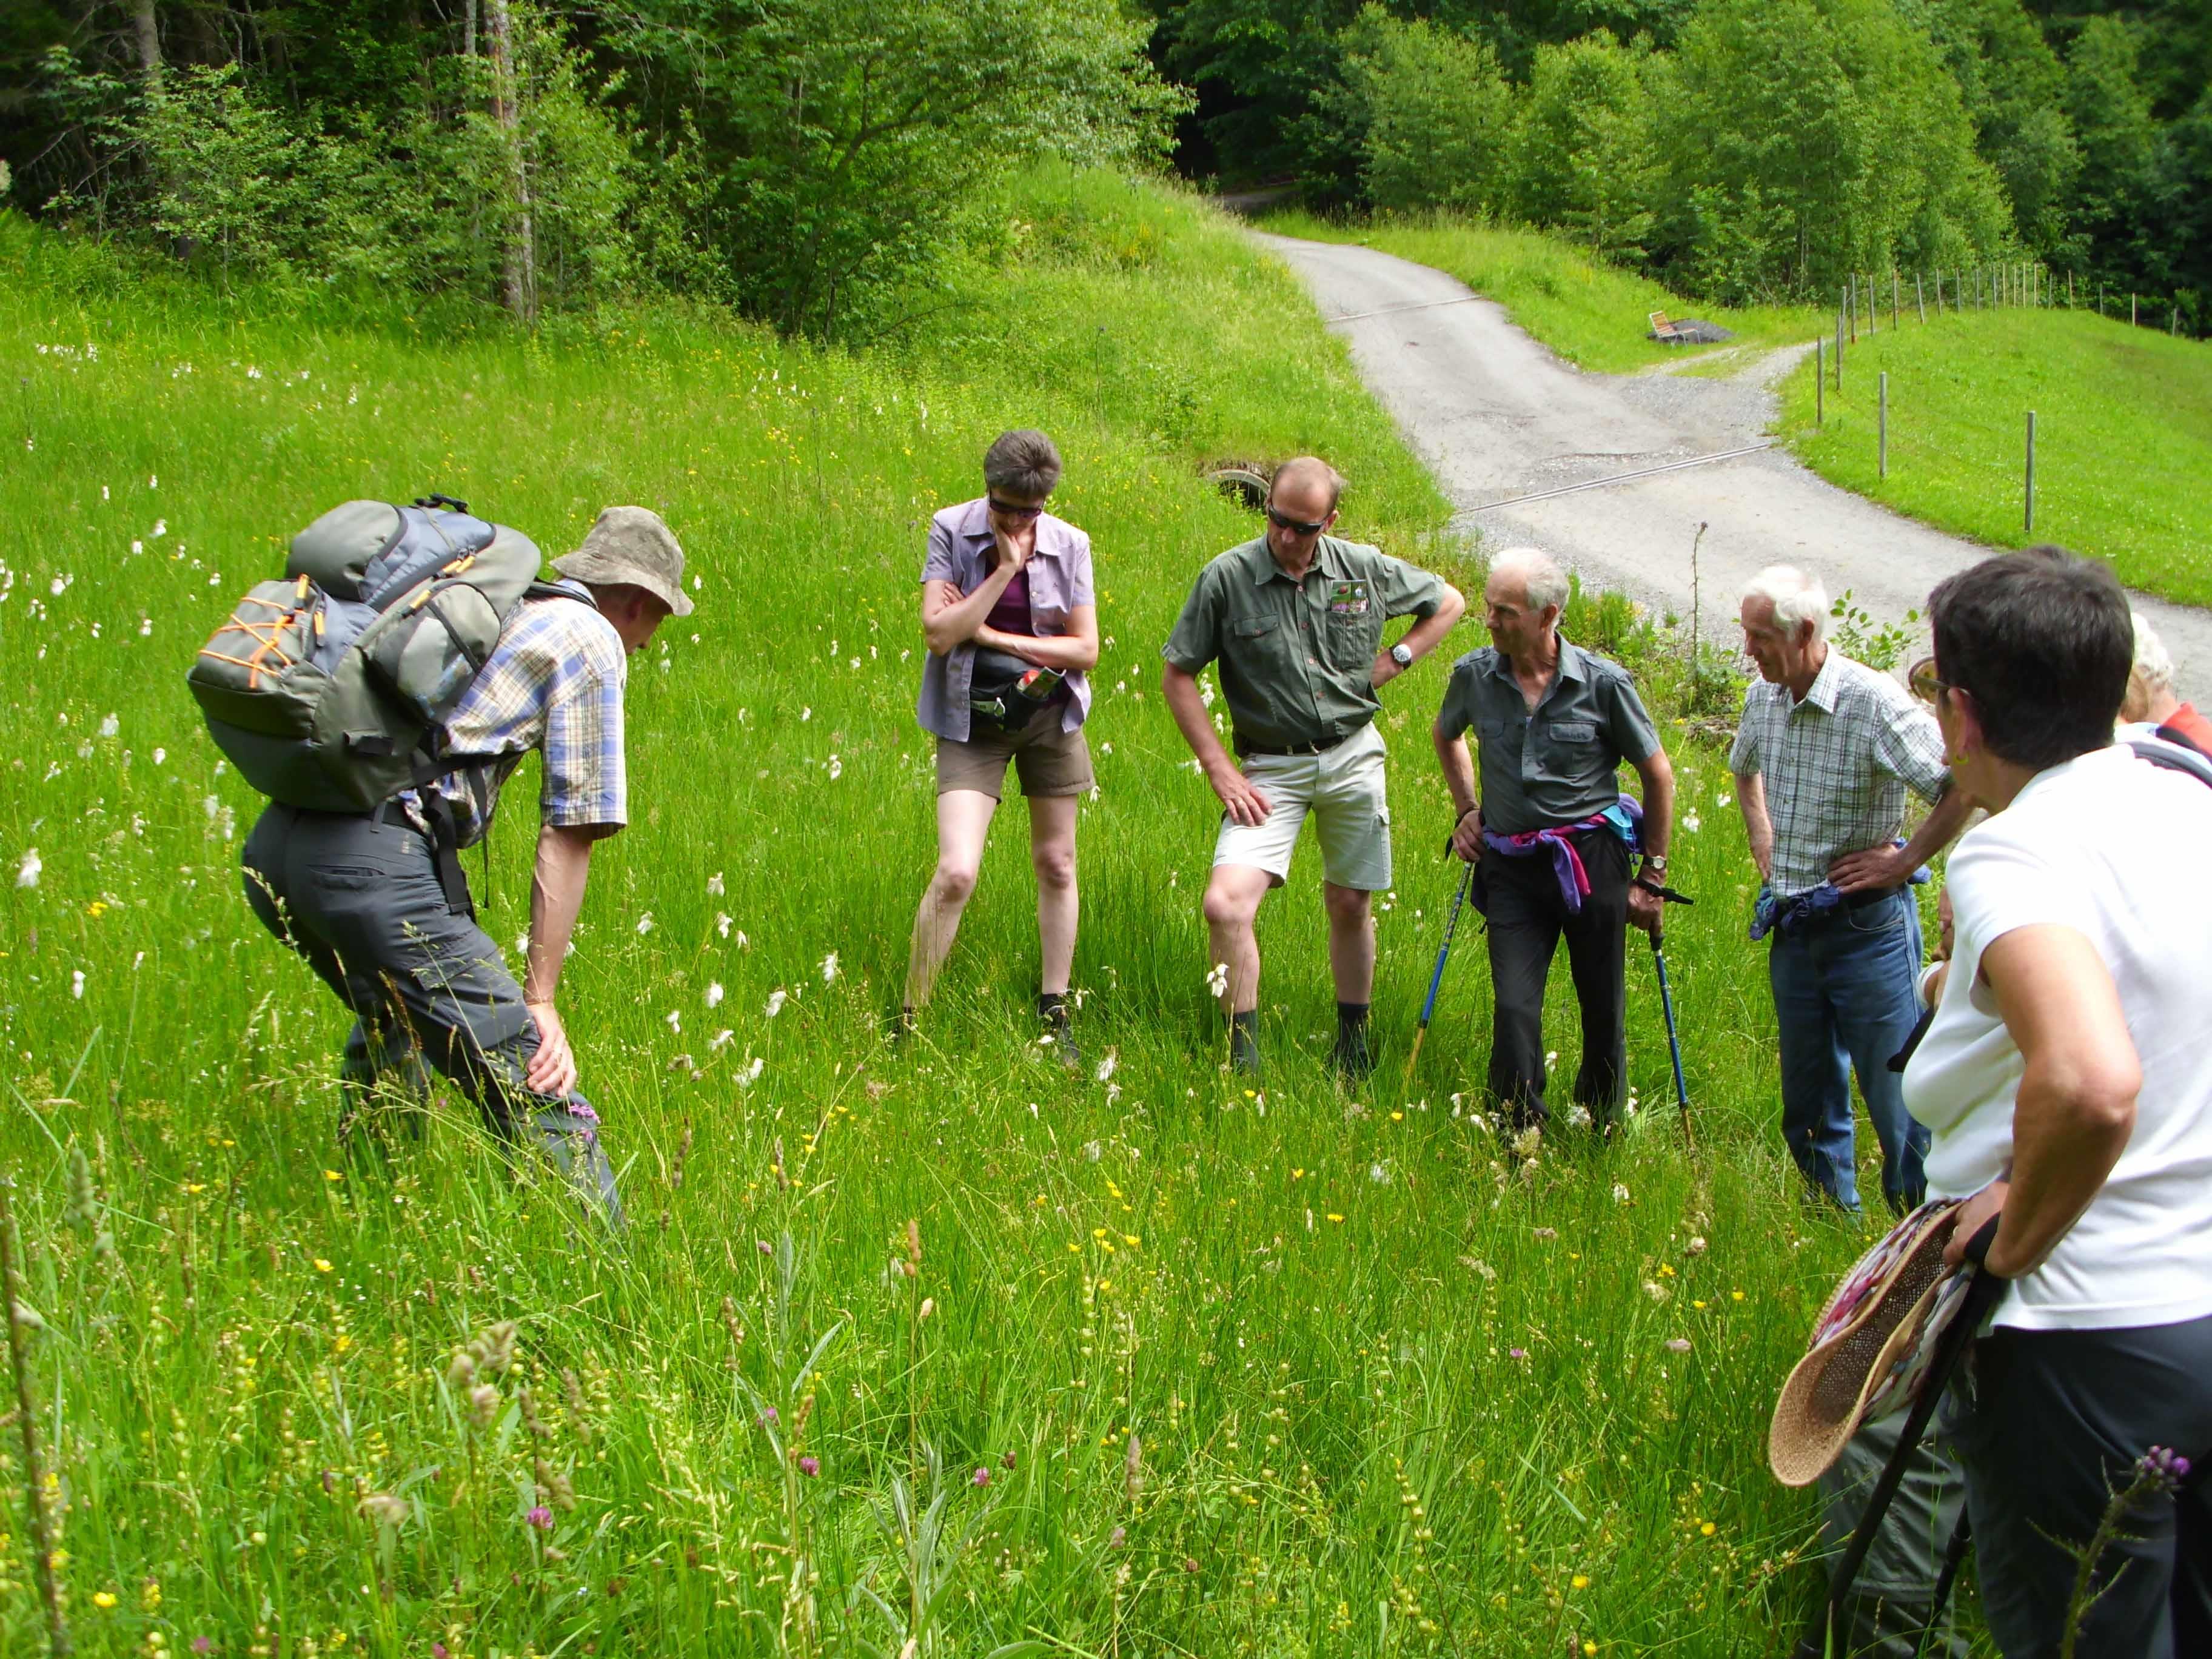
[1162,458,1466,1076]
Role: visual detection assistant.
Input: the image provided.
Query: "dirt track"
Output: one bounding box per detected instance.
[1256,232,2212,703]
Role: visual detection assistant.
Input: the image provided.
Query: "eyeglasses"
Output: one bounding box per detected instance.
[1266,506,1329,537]
[987,497,1047,522]
[1907,656,1951,705]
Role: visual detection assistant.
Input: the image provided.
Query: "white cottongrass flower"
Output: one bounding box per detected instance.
[514,933,529,957]
[1683,813,1703,833]
[139,618,152,637]
[150,519,166,538]
[1717,793,1732,808]
[820,951,839,984]
[827,755,842,781]
[98,714,118,738]
[764,989,788,1019]
[130,541,143,556]
[737,1056,765,1087]
[800,706,812,722]
[665,1010,681,1033]
[1095,1050,1118,1084]
[705,982,725,1009]
[151,747,165,765]
[1369,1162,1390,1184]
[1205,960,1228,999]
[50,575,67,597]
[709,1029,735,1051]
[147,474,156,489]
[1566,1104,1593,1130]
[1612,1183,1631,1204]
[635,911,655,934]
[706,871,724,896]
[70,970,85,999]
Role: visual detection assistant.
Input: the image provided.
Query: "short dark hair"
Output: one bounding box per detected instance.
[983,429,1061,500]
[1928,547,2131,771]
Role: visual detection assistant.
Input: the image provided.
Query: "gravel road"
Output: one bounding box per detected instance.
[1256,232,2212,703]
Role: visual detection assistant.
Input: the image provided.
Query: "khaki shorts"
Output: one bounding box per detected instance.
[936,718,1095,800]
[1213,720,1392,890]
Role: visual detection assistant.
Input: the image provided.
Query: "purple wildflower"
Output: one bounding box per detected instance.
[434,1646,450,1659]
[760,1405,779,1427]
[193,1643,213,1656]
[1509,1347,1528,1361]
[526,1505,554,1531]
[972,1466,991,1487]
[797,1455,820,1478]
[757,1239,773,1255]
[1000,1450,1017,1470]
[2140,1446,2192,1492]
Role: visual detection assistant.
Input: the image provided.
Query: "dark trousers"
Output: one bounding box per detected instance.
[242,803,623,1224]
[1481,829,1629,1125]
[1817,1414,1968,1658]
[1953,1317,2212,1657]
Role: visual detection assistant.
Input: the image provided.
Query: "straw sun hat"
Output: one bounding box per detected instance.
[1769,1200,1976,1487]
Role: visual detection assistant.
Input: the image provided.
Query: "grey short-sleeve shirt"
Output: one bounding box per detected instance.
[1161,534,1446,753]
[1435,638,1661,834]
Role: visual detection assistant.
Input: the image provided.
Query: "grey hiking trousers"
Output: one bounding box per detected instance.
[1815,1415,1968,1658]
[243,803,623,1224]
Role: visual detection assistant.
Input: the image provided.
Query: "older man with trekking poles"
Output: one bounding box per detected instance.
[1432,548,1675,1130]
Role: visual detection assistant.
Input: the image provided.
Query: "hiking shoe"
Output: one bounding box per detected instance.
[1229,1020,1262,1076]
[884,1004,917,1049]
[1332,1027,1375,1084]
[1041,1010,1082,1074]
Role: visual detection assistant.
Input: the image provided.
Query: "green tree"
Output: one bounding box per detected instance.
[2063,15,2159,260]
[1329,7,1513,213]
[1507,33,1661,261]
[1915,0,2080,258]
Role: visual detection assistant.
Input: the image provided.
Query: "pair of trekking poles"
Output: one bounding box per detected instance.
[1403,854,1697,1145]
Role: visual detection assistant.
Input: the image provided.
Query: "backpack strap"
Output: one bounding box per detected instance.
[2125,732,2212,790]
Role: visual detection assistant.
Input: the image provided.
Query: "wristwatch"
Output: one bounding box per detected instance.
[1389,642,1414,668]
[1643,855,1669,876]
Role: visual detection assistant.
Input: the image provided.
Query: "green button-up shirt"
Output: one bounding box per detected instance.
[1435,638,1661,834]
[1162,534,1446,754]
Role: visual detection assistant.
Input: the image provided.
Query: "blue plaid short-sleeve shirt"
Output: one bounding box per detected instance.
[426,580,629,846]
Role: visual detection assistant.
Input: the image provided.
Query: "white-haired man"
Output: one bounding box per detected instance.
[2119,610,2212,753]
[1732,565,1974,1214]
[1434,549,1674,1127]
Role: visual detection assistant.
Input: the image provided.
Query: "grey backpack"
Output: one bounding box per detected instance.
[189,496,552,813]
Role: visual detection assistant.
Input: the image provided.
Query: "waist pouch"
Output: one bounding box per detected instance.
[968,648,1064,736]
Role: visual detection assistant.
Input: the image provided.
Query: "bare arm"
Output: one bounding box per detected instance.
[1371,585,1467,688]
[1831,783,1977,893]
[1734,771,1774,882]
[921,566,1020,656]
[523,822,600,1096]
[1632,745,1675,862]
[977,603,1099,672]
[1433,724,1482,860]
[1162,660,1271,827]
[1943,925,2141,1276]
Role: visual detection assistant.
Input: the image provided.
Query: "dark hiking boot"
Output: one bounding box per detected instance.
[1229,1011,1261,1076]
[1038,994,1081,1073]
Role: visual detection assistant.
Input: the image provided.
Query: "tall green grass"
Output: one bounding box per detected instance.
[1777,306,2212,608]
[1256,212,1826,376]
[1,171,1908,1655]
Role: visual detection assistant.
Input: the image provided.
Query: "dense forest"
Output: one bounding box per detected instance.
[1,0,2204,328]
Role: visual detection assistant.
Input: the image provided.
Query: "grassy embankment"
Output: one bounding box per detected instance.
[1256,210,1825,375]
[2,171,1902,1657]
[1775,307,2212,609]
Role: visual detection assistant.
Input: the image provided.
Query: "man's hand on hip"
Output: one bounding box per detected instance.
[1208,760,1273,827]
[1829,842,1914,893]
[524,1000,579,1098]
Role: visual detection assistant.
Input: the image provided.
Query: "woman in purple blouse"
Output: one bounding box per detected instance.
[900,431,1099,1063]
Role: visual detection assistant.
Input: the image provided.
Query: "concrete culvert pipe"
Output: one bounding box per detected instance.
[1202,462,1272,511]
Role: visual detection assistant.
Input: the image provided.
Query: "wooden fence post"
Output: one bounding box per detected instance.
[1848,282,1857,345]
[2132,293,2139,326]
[2025,411,2037,538]
[1916,273,1926,324]
[1837,306,1846,392]
[1869,273,1878,335]
[1892,269,1900,330]
[1816,337,1825,427]
[1879,372,1888,480]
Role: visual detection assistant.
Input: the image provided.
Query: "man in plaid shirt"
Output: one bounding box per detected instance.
[242,506,691,1225]
[1731,566,1974,1215]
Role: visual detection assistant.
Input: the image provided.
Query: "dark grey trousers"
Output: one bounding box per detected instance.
[1480,829,1630,1125]
[243,803,623,1224]
[1954,1317,2212,1658]
[1817,1415,1968,1658]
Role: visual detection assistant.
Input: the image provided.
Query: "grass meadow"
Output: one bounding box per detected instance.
[3,171,1928,1657]
[1775,306,2212,609]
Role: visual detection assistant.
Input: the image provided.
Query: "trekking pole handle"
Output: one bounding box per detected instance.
[1960,1213,2002,1269]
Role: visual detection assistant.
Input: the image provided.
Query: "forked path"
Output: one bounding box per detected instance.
[1256,232,2212,703]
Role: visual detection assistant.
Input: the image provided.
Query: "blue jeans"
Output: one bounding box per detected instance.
[1768,888,1928,1213]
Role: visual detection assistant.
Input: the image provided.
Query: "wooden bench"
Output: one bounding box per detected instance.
[1649,310,1688,344]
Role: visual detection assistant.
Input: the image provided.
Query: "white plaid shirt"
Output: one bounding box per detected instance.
[426,581,629,846]
[1729,651,1949,897]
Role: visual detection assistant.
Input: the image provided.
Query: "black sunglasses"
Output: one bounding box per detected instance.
[988,496,1047,522]
[1266,506,1329,537]
[1907,655,1951,705]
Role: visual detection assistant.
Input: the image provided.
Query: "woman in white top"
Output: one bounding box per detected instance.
[1902,548,2212,1657]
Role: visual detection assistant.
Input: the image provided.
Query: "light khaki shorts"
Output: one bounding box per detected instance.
[936,718,1095,800]
[1213,720,1392,890]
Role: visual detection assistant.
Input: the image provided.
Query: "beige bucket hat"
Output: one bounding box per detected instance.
[552,506,694,618]
[1769,1200,1973,1488]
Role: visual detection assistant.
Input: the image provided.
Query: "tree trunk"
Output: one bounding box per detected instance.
[464,0,477,59]
[486,0,535,324]
[131,0,161,92]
